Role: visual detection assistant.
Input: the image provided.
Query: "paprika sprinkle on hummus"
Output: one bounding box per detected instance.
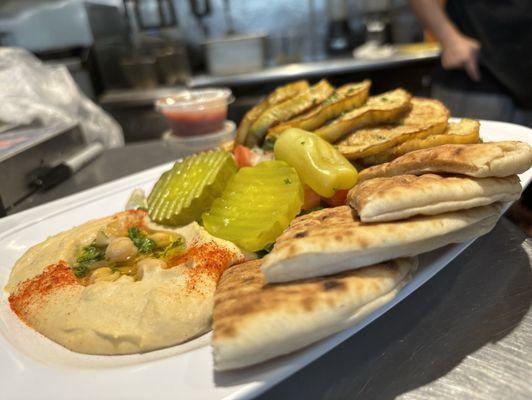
[9,261,79,322]
[169,240,245,292]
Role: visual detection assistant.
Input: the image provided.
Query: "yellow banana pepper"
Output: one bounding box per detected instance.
[274,128,358,197]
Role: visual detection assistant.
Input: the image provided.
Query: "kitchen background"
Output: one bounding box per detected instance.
[0,0,433,142]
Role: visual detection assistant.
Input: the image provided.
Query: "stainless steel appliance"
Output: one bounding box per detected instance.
[0,121,87,216]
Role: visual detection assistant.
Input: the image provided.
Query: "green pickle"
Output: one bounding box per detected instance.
[147,150,237,226]
[202,160,303,252]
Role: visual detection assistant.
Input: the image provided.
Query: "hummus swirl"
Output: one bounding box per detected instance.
[6,210,244,355]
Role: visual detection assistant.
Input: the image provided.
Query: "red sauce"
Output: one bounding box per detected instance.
[9,261,79,322]
[162,107,226,137]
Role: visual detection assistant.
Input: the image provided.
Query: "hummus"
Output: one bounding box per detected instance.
[6,210,245,355]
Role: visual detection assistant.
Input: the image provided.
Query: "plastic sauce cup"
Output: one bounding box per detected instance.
[155,88,233,137]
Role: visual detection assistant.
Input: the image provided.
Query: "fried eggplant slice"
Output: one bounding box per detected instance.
[236,80,309,145]
[246,79,334,147]
[265,80,371,143]
[336,98,449,160]
[360,119,480,165]
[313,88,412,143]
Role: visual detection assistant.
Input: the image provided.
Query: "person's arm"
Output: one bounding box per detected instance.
[409,0,481,81]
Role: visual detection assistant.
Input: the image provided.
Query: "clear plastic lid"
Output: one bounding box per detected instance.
[155,88,233,112]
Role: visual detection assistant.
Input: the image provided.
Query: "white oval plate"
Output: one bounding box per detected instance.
[1,120,531,400]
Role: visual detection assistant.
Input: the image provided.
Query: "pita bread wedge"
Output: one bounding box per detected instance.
[349,174,521,223]
[261,204,501,283]
[213,257,416,371]
[358,141,532,182]
[236,80,309,146]
[337,98,449,160]
[313,88,412,143]
[265,80,371,141]
[360,118,480,165]
[247,79,334,146]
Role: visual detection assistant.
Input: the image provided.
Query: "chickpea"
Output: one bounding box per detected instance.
[149,232,172,249]
[105,237,138,262]
[94,230,110,247]
[136,258,167,279]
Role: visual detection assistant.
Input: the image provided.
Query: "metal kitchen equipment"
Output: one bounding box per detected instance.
[0,122,87,216]
[204,33,266,76]
[326,0,352,55]
[121,0,190,88]
[189,0,212,38]
[361,0,392,45]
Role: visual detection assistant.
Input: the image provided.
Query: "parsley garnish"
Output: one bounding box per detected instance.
[128,227,155,253]
[77,245,104,263]
[284,178,292,184]
[154,238,185,258]
[73,264,89,278]
[73,244,104,277]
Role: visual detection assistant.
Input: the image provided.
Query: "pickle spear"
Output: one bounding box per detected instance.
[246,79,334,147]
[236,80,309,146]
[265,80,371,143]
[314,88,412,143]
[202,160,303,252]
[147,150,237,226]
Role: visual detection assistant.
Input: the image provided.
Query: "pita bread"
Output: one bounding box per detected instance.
[261,204,501,283]
[248,80,334,146]
[313,88,412,143]
[349,174,521,223]
[236,80,309,146]
[358,141,532,182]
[360,118,480,165]
[213,257,416,370]
[266,80,371,140]
[337,98,449,160]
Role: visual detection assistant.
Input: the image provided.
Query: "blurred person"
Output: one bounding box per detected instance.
[410,0,532,224]
[409,0,532,127]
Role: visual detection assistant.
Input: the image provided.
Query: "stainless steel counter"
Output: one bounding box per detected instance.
[9,140,532,399]
[99,51,439,108]
[189,50,440,88]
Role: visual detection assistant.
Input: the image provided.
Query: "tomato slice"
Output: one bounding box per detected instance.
[233,145,253,168]
[322,189,349,207]
[302,185,322,210]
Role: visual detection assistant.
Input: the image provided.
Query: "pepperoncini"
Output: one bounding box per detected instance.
[274,128,358,198]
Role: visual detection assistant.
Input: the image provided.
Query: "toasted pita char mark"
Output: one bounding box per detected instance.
[358,141,532,182]
[212,257,416,370]
[349,174,522,223]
